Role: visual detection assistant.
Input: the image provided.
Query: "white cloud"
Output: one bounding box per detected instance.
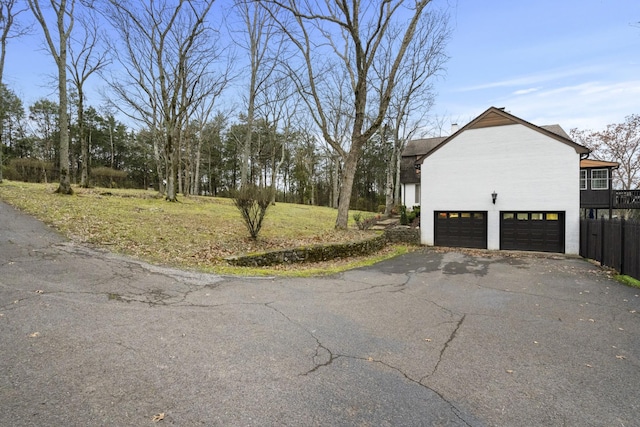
[434,78,640,133]
[454,65,608,93]
[498,80,640,130]
[512,87,540,96]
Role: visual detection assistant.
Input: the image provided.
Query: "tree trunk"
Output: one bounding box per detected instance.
[193,140,202,195]
[394,142,402,206]
[152,132,165,194]
[165,133,177,201]
[79,91,89,187]
[332,155,340,209]
[335,149,360,229]
[384,151,395,216]
[56,40,72,194]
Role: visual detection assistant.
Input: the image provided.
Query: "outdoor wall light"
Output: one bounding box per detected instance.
[492,191,498,204]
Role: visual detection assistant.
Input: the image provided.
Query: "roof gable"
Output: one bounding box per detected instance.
[467,109,517,129]
[417,107,590,164]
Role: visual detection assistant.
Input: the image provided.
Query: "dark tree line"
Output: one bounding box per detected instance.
[1,0,452,222]
[0,83,398,210]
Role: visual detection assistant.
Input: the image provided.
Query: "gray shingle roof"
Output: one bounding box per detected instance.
[540,124,571,140]
[400,137,446,184]
[402,137,447,157]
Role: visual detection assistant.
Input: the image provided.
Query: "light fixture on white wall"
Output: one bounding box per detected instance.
[492,191,498,204]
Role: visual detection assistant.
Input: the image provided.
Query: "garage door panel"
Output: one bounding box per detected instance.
[500,211,564,253]
[435,211,487,249]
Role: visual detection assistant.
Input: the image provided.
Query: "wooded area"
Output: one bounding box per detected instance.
[0,0,451,221]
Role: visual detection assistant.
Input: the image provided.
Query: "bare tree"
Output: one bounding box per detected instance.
[262,0,447,229]
[257,73,298,203]
[68,11,109,187]
[1,0,30,84]
[571,114,640,190]
[232,0,283,188]
[102,0,218,201]
[374,10,450,214]
[28,0,74,193]
[0,0,30,183]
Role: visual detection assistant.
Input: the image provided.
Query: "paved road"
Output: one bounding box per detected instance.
[1,200,639,426]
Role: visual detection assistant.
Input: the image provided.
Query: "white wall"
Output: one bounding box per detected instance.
[420,124,581,254]
[402,183,420,208]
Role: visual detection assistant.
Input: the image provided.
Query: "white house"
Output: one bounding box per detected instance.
[417,107,589,254]
[399,136,445,208]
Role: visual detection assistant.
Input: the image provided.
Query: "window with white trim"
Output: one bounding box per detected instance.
[591,169,608,190]
[415,184,421,204]
[580,170,587,190]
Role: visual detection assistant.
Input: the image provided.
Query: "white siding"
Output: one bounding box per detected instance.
[402,183,420,208]
[420,124,581,254]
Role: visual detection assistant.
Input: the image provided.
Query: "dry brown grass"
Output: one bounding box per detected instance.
[0,181,406,276]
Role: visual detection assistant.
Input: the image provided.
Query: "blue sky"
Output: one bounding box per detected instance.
[4,0,640,134]
[434,0,640,133]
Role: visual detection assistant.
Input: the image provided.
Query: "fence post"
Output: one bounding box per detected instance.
[620,218,626,275]
[600,216,605,264]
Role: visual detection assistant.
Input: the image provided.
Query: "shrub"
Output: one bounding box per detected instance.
[353,212,377,230]
[7,158,54,182]
[399,205,409,225]
[91,167,128,188]
[232,185,272,240]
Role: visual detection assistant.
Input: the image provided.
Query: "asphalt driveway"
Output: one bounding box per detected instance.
[1,200,638,426]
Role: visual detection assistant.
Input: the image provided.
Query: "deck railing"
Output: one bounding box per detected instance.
[614,189,640,209]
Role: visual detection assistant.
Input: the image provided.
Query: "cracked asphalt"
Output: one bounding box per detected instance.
[1,200,639,426]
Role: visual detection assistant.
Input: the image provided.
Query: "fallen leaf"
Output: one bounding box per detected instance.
[152,413,165,422]
[618,328,624,331]
[367,357,374,362]
[29,332,40,338]
[631,310,637,314]
[35,290,44,294]
[585,364,592,368]
[588,319,595,322]
[533,341,539,344]
[505,369,514,374]
[424,338,432,342]
[616,355,626,360]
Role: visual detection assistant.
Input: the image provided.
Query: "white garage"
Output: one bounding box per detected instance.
[418,107,589,255]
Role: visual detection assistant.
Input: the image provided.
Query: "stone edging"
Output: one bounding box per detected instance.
[225,227,421,267]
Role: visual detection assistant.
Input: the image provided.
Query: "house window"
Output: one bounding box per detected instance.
[415,184,421,204]
[591,169,608,190]
[580,170,587,190]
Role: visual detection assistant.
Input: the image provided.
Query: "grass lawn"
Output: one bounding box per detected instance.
[615,275,640,289]
[0,181,407,276]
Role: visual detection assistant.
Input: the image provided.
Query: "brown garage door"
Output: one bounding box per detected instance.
[500,212,565,253]
[435,211,487,249]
